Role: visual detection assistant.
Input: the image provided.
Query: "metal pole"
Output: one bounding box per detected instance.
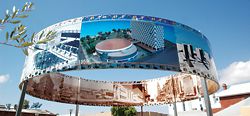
[15,80,28,116]
[75,76,80,116]
[173,102,178,116]
[75,104,79,116]
[182,101,186,111]
[171,76,178,116]
[69,109,73,116]
[201,77,213,116]
[141,106,143,116]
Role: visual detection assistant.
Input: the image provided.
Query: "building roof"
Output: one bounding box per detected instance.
[214,97,250,116]
[96,39,132,51]
[0,108,55,115]
[216,82,250,97]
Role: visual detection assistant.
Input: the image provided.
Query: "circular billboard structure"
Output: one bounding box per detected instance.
[20,14,219,106]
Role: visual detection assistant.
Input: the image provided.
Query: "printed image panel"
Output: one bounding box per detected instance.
[26,74,49,100]
[177,43,217,80]
[144,74,200,105]
[57,75,79,104]
[21,47,37,81]
[169,24,217,80]
[25,72,215,106]
[79,20,180,68]
[173,26,212,55]
[174,74,200,101]
[20,15,219,106]
[113,82,146,106]
[145,77,175,104]
[21,18,83,81]
[35,28,81,71]
[26,73,79,104]
[78,78,114,105]
[130,21,179,66]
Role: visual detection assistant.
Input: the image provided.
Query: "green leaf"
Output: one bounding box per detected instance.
[20,35,27,43]
[28,2,34,9]
[11,10,18,19]
[1,19,4,24]
[3,15,10,23]
[51,31,57,35]
[5,14,10,19]
[18,25,26,32]
[22,48,29,56]
[17,14,28,18]
[36,39,47,44]
[39,31,44,40]
[18,30,27,36]
[37,38,53,44]
[10,30,15,38]
[10,20,21,24]
[21,42,33,47]
[6,32,9,41]
[49,31,57,38]
[21,4,27,12]
[31,33,35,42]
[46,30,52,37]
[11,35,21,40]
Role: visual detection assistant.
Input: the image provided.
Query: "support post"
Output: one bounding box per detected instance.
[182,101,186,111]
[69,109,73,116]
[171,76,178,116]
[15,80,28,116]
[75,104,79,116]
[173,102,178,116]
[141,106,143,116]
[75,76,80,116]
[201,77,213,116]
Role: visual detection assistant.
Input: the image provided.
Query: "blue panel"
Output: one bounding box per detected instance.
[173,26,211,54]
[80,20,131,37]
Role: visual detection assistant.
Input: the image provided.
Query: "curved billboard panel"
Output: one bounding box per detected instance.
[20,14,219,106]
[25,73,217,106]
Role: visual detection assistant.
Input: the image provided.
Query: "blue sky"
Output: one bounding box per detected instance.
[0,0,250,115]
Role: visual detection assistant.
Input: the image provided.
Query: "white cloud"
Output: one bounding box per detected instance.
[0,74,10,84]
[219,60,250,85]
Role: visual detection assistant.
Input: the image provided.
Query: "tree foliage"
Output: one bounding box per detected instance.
[23,99,29,109]
[111,106,137,116]
[0,2,56,56]
[30,102,43,109]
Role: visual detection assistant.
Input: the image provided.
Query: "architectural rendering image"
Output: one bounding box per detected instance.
[20,14,218,84]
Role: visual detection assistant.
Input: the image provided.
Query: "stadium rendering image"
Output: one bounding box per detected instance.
[19,14,219,115]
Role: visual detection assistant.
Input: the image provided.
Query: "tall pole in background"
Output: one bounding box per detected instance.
[15,80,28,116]
[173,102,178,116]
[171,76,178,116]
[182,101,186,111]
[75,104,79,116]
[141,105,143,116]
[75,76,81,116]
[201,77,213,116]
[69,109,73,116]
